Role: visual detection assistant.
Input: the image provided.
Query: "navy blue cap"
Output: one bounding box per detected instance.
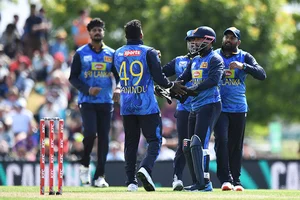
[224,27,241,40]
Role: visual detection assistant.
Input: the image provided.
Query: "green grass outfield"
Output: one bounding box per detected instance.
[0,186,300,200]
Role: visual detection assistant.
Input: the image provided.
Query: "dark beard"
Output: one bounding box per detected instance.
[92,38,102,43]
[222,43,236,52]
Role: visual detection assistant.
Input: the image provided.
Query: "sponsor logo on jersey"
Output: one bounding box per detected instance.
[179,61,188,67]
[124,50,141,57]
[192,70,202,78]
[92,62,107,70]
[104,56,112,63]
[200,62,208,68]
[83,55,92,62]
[225,69,235,78]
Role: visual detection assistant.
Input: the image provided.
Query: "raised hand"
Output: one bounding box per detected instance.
[170,81,187,96]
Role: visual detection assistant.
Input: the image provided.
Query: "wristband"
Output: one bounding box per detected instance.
[243,63,247,70]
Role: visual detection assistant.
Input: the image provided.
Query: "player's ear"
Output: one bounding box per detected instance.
[237,40,241,46]
[140,31,143,39]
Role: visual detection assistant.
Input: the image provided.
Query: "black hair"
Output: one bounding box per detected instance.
[87,18,105,31]
[6,23,16,33]
[124,19,142,40]
[79,9,86,15]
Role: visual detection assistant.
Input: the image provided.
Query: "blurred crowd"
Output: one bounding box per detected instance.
[0,4,178,163]
[0,4,256,162]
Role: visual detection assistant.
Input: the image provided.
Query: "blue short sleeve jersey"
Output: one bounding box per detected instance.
[190,51,222,111]
[174,56,193,111]
[76,44,115,104]
[215,48,248,112]
[114,44,160,115]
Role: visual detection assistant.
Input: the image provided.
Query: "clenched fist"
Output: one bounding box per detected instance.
[89,87,102,96]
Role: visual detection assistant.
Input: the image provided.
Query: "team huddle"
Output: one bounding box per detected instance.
[69,18,266,192]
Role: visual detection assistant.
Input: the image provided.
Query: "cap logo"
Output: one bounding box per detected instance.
[192,28,199,34]
[229,27,238,31]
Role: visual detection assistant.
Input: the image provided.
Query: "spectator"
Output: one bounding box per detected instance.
[13,59,35,99]
[65,100,82,139]
[71,9,91,50]
[0,23,21,58]
[38,8,52,41]
[49,29,69,62]
[106,141,124,161]
[47,52,68,76]
[7,98,34,135]
[46,51,70,101]
[9,51,31,73]
[38,95,61,119]
[12,14,22,36]
[161,118,178,150]
[0,72,11,99]
[68,132,84,161]
[0,120,13,149]
[22,4,43,58]
[44,85,68,112]
[1,86,19,109]
[0,44,11,68]
[11,131,38,161]
[31,46,54,81]
[157,137,176,161]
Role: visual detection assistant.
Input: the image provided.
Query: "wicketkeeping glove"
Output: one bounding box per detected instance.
[154,85,172,104]
[155,85,199,104]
